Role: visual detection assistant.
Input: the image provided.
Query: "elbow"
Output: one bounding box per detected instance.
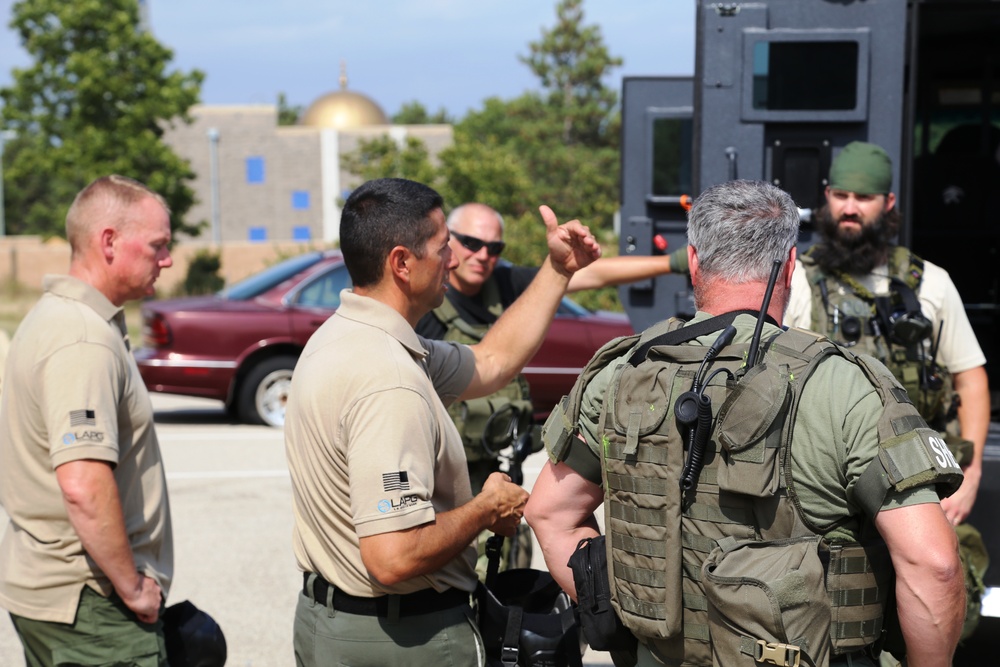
[523,495,548,530]
[366,564,409,587]
[359,541,419,586]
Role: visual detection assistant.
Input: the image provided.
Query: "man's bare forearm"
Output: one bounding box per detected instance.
[56,460,143,596]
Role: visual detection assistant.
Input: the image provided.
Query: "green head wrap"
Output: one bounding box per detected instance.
[828,141,893,195]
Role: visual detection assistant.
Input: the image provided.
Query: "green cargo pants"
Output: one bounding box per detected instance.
[293,590,485,667]
[9,586,167,667]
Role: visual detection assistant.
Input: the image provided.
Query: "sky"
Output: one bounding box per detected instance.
[0,0,696,119]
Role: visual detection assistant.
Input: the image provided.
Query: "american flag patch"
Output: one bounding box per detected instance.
[70,409,96,426]
[382,471,410,492]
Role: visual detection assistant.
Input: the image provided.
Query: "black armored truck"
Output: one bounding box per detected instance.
[618,0,1000,653]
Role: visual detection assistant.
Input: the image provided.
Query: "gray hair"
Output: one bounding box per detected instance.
[446,203,505,233]
[686,180,799,283]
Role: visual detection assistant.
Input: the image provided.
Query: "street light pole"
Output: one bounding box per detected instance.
[0,130,16,238]
[207,127,221,245]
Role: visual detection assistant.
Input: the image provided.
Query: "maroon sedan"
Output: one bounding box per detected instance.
[135,250,633,427]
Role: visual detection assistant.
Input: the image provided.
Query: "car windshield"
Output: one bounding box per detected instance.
[221,252,325,301]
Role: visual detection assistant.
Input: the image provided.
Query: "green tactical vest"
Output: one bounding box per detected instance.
[799,246,959,442]
[429,278,533,464]
[544,317,963,667]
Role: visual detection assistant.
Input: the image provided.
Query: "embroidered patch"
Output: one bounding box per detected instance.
[70,409,96,426]
[382,471,410,492]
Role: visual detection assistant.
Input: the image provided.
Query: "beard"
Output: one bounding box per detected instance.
[810,204,901,275]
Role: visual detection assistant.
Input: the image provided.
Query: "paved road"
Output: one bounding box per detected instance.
[6,394,997,665]
[0,394,615,667]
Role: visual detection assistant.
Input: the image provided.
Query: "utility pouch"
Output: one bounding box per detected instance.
[567,535,637,653]
[702,536,831,667]
[714,361,789,497]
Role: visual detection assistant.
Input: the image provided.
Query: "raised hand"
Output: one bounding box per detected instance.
[539,205,602,277]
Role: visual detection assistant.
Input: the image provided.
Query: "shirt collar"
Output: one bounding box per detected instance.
[336,290,428,359]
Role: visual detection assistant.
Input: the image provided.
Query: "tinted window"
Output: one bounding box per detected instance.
[651,117,694,196]
[294,265,353,309]
[752,41,858,111]
[222,252,325,300]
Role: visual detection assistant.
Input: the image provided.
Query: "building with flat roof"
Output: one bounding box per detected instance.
[162,71,452,244]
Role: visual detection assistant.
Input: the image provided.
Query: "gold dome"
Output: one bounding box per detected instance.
[299,63,388,129]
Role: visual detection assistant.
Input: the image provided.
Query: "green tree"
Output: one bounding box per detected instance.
[520,0,623,146]
[1,0,205,238]
[392,101,452,125]
[340,134,439,186]
[179,248,225,296]
[441,0,622,236]
[277,92,303,126]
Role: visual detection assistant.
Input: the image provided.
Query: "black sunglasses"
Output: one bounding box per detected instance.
[452,231,506,257]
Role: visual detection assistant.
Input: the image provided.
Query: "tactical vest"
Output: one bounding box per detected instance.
[543,316,963,667]
[799,247,957,439]
[430,278,533,464]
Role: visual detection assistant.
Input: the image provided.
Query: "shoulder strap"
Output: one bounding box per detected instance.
[627,310,764,367]
[540,332,643,461]
[887,246,924,291]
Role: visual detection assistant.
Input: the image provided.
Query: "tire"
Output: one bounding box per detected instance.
[238,355,297,427]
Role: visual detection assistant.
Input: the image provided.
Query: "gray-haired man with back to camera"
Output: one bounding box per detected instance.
[526,179,965,667]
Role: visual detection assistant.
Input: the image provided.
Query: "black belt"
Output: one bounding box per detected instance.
[302,572,469,617]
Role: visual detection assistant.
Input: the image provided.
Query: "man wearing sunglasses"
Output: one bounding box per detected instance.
[415,202,684,571]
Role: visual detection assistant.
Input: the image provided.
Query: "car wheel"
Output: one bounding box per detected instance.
[238,355,297,427]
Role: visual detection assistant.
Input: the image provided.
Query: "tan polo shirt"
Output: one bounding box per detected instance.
[0,275,173,623]
[285,290,477,597]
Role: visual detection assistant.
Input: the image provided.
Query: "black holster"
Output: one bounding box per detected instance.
[566,535,637,655]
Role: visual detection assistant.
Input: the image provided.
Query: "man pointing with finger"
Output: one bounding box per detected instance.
[285,178,602,666]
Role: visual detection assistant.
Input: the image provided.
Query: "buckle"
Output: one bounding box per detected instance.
[754,640,801,667]
[501,644,519,666]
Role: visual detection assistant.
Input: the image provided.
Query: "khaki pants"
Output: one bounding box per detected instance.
[293,590,485,667]
[10,586,167,667]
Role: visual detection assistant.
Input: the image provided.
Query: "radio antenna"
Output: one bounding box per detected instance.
[746,259,783,368]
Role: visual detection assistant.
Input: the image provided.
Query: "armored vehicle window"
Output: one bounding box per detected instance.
[752,41,858,111]
[651,117,693,196]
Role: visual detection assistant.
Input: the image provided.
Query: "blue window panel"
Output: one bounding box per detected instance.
[293,226,311,242]
[292,191,310,210]
[245,157,265,183]
[248,227,267,242]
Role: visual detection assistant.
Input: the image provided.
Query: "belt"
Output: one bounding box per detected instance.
[302,572,469,617]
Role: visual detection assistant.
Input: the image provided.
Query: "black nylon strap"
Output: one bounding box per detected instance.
[502,606,523,666]
[627,310,777,367]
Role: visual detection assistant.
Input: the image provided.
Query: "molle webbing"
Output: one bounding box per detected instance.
[826,542,891,652]
[433,278,533,462]
[600,324,902,664]
[541,332,643,463]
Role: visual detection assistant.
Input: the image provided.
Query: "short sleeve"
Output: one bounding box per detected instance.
[345,387,438,537]
[784,259,813,329]
[44,342,123,469]
[419,338,475,405]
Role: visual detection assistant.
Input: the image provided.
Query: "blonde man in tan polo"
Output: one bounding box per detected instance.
[0,175,174,666]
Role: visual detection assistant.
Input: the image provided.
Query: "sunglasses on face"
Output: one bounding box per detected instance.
[451,231,506,257]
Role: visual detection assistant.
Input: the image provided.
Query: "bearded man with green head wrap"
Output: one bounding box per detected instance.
[786,141,991,644]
